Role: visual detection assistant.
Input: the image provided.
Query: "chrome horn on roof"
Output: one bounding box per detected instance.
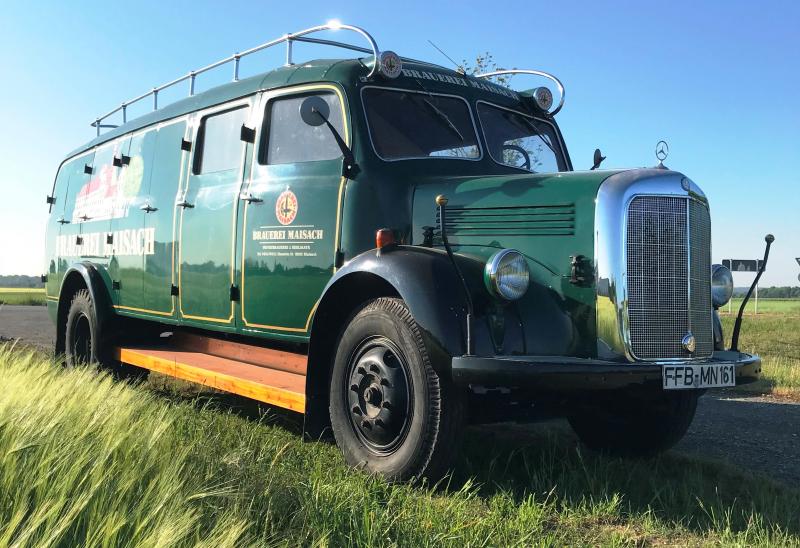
[475,69,566,115]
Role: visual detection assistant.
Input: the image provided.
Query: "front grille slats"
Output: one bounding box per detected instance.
[626,196,712,360]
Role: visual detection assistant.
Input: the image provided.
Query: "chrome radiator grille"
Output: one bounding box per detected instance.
[626,196,713,359]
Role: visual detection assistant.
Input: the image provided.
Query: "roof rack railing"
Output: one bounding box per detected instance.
[90,21,382,136]
[475,69,566,115]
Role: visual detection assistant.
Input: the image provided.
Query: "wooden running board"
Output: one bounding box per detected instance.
[114,345,307,413]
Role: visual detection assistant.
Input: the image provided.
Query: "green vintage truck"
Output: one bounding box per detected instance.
[44,22,765,481]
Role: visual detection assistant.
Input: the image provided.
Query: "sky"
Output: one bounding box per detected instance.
[0,0,797,285]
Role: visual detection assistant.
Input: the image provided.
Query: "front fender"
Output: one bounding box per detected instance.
[304,246,526,437]
[321,246,476,361]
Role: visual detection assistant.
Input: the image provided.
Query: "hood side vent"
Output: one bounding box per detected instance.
[435,203,575,242]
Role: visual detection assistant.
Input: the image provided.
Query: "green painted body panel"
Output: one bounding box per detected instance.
[106,135,147,311]
[47,152,95,298]
[412,170,619,357]
[44,160,73,299]
[241,160,341,334]
[179,169,242,324]
[47,55,625,356]
[412,171,615,301]
[143,120,187,315]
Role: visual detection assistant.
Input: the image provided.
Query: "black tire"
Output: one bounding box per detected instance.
[568,390,699,457]
[64,289,148,382]
[329,297,465,482]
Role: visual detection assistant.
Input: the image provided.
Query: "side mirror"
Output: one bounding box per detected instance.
[299,96,330,127]
[590,148,606,170]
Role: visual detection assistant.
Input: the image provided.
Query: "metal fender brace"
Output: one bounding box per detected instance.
[730,234,774,351]
[436,195,475,356]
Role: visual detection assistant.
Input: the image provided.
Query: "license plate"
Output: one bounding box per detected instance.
[662,363,736,390]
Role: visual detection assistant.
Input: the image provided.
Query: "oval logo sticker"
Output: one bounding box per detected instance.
[275,189,298,226]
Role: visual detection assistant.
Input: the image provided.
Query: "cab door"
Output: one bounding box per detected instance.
[178,100,253,325]
[239,85,348,336]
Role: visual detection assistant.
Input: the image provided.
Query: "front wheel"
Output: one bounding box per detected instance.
[568,390,699,457]
[329,298,465,482]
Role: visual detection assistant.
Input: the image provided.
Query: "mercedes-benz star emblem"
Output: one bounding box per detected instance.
[655,140,669,162]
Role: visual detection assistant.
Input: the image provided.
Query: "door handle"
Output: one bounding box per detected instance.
[57,217,70,224]
[140,203,158,213]
[176,200,194,209]
[240,193,263,204]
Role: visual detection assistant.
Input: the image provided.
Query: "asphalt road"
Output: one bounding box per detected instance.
[1,304,798,487]
[0,304,54,349]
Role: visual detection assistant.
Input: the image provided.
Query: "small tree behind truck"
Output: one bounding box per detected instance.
[44,22,765,481]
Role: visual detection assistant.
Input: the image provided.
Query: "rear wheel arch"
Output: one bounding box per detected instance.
[56,264,114,355]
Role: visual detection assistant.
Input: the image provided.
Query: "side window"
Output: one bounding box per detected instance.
[193,107,248,174]
[260,92,344,165]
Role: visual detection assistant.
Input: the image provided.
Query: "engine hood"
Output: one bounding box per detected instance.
[411,169,623,266]
[408,168,621,358]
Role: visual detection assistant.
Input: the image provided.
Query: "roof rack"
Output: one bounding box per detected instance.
[475,69,566,115]
[90,21,382,136]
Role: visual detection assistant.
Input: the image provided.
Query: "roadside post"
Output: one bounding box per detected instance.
[723,259,763,315]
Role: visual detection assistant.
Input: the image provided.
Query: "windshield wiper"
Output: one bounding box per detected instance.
[515,115,557,157]
[423,98,464,142]
[413,79,464,142]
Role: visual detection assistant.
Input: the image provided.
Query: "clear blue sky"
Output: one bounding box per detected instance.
[0,0,797,285]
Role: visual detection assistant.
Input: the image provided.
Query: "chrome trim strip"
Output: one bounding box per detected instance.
[595,169,709,362]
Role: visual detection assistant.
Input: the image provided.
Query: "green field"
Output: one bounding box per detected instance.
[719,299,800,397]
[721,297,800,316]
[0,287,45,306]
[1,346,800,547]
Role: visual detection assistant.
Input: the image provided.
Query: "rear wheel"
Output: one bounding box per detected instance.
[568,390,699,456]
[329,297,465,482]
[64,289,148,382]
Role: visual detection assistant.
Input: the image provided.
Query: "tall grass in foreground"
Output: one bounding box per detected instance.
[1,345,800,546]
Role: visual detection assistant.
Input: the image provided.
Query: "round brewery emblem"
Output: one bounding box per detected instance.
[275,189,298,225]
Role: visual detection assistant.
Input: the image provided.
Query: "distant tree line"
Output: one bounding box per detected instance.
[0,275,44,288]
[733,286,800,298]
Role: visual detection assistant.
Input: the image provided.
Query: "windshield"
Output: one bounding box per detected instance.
[477,102,566,173]
[363,88,480,160]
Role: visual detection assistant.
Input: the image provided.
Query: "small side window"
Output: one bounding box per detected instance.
[260,92,344,165]
[194,106,248,174]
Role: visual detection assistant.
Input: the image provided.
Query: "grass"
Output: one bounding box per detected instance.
[719,299,800,397]
[0,288,45,306]
[2,344,800,547]
[722,297,800,316]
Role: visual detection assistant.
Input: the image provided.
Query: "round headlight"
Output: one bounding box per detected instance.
[484,249,530,301]
[711,264,733,307]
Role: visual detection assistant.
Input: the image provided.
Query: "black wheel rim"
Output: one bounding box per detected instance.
[71,313,92,364]
[345,336,412,454]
